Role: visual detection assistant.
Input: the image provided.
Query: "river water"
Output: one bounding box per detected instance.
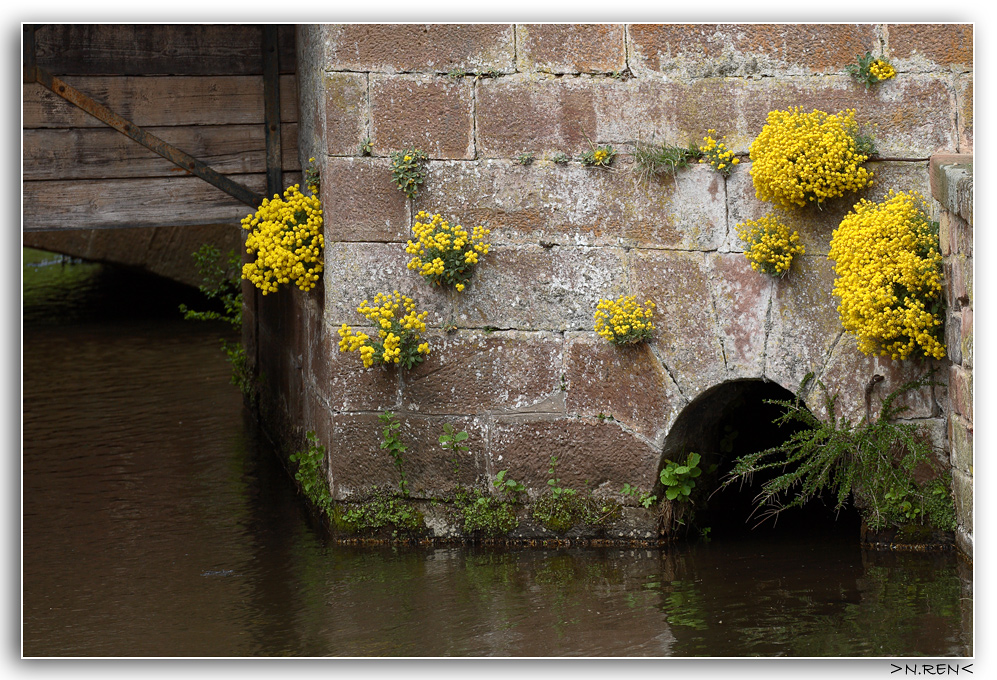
[21,249,973,658]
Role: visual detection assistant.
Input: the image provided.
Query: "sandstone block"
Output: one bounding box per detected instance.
[321,158,409,242]
[951,467,973,538]
[402,330,563,415]
[956,75,973,152]
[627,249,726,400]
[945,312,962,366]
[961,308,973,369]
[707,252,773,377]
[489,416,660,494]
[325,413,489,498]
[629,24,879,77]
[369,75,474,159]
[322,24,515,74]
[562,333,681,443]
[765,254,843,392]
[948,364,972,422]
[453,244,628,331]
[323,72,368,156]
[948,414,973,475]
[323,241,454,328]
[887,24,972,71]
[944,254,971,310]
[308,320,402,412]
[516,24,626,74]
[414,160,726,250]
[814,334,938,423]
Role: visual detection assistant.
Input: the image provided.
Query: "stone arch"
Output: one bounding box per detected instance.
[657,378,862,538]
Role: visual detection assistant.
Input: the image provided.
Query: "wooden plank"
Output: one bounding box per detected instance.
[23,74,298,129]
[31,24,297,76]
[23,172,305,232]
[23,123,300,181]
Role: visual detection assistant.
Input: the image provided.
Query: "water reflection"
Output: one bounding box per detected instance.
[21,250,971,657]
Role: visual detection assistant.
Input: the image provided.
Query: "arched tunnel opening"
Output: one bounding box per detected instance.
[660,379,862,541]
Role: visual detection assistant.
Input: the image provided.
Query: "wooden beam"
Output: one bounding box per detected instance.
[262,25,283,198]
[30,64,264,208]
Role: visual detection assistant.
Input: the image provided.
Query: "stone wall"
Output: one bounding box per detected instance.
[250,23,972,543]
[932,154,974,559]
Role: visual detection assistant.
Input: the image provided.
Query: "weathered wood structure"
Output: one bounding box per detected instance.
[22,24,300,286]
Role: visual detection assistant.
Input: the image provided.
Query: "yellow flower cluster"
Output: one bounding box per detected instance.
[592,149,609,164]
[405,211,490,291]
[338,291,431,369]
[736,214,805,277]
[749,108,874,209]
[594,295,656,345]
[241,184,324,295]
[699,129,740,177]
[869,59,896,81]
[829,191,946,361]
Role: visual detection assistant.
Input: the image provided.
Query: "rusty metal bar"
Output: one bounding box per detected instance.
[261,25,283,199]
[30,64,264,208]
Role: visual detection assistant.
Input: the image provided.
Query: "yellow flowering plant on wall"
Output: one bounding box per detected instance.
[829,191,946,361]
[736,213,805,277]
[241,184,324,295]
[405,211,491,292]
[594,295,656,345]
[749,107,874,209]
[338,291,432,369]
[699,130,740,177]
[847,52,897,89]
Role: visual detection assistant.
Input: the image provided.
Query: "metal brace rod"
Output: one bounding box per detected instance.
[28,62,264,209]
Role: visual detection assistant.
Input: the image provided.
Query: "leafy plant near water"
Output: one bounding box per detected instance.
[288,431,333,517]
[178,244,257,396]
[336,487,424,536]
[530,456,621,533]
[659,452,704,501]
[443,425,524,536]
[621,483,657,509]
[379,411,410,497]
[390,147,429,199]
[722,372,956,532]
[630,138,701,184]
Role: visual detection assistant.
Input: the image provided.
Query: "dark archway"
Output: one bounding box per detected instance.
[659,379,862,540]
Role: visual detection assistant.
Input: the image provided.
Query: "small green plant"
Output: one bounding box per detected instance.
[608,68,632,80]
[579,144,616,168]
[546,455,576,500]
[447,68,467,79]
[552,152,571,164]
[337,487,424,537]
[630,138,701,184]
[358,138,373,156]
[722,372,956,532]
[621,483,657,509]
[516,152,534,166]
[390,147,429,199]
[493,469,526,497]
[304,156,321,193]
[439,422,469,473]
[179,244,242,328]
[847,52,897,89]
[288,431,333,517]
[659,452,703,501]
[379,411,409,497]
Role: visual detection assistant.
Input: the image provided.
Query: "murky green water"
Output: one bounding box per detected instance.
[21,248,972,657]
